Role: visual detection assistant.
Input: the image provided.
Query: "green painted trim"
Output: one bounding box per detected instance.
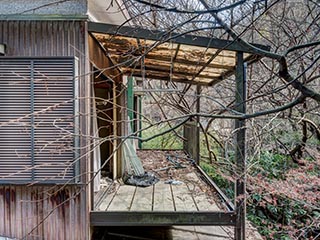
[127,76,134,130]
[0,14,88,21]
[138,96,142,149]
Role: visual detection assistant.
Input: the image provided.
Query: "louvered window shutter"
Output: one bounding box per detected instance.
[0,57,77,183]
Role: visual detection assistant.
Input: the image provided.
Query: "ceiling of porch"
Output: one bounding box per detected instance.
[90,23,270,86]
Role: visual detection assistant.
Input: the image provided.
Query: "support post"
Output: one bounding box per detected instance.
[127,76,134,129]
[196,85,201,164]
[234,52,246,240]
[138,95,142,149]
[113,82,118,180]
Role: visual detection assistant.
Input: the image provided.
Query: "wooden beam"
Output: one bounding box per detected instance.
[113,83,118,180]
[111,54,234,71]
[119,60,225,79]
[90,211,236,226]
[211,54,261,85]
[88,22,270,55]
[124,69,215,86]
[88,33,122,82]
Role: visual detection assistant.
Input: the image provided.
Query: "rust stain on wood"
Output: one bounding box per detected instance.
[0,20,89,240]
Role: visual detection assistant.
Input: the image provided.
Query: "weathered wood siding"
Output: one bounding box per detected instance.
[0,21,86,57]
[0,185,86,240]
[88,34,124,179]
[0,20,90,239]
[183,121,200,162]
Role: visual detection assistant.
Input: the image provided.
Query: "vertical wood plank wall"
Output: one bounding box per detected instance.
[183,121,200,161]
[88,34,124,179]
[0,20,90,239]
[0,185,85,240]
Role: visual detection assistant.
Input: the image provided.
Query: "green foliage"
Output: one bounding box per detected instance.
[247,151,320,239]
[199,132,222,159]
[250,151,293,179]
[141,123,183,149]
[200,162,234,199]
[198,132,234,197]
[140,122,320,239]
[248,194,318,239]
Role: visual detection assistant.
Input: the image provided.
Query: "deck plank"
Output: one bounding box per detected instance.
[97,184,119,211]
[185,172,220,211]
[94,186,109,210]
[153,182,175,211]
[108,185,136,211]
[193,188,220,211]
[171,183,197,211]
[130,186,154,211]
[193,193,220,211]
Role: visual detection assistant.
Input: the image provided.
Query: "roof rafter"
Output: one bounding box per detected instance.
[89,22,270,85]
[88,22,270,55]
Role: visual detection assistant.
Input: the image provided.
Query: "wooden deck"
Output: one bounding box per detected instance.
[94,173,220,212]
[91,150,263,239]
[92,150,235,227]
[95,150,225,213]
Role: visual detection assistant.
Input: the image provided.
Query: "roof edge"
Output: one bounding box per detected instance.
[88,22,271,55]
[0,14,88,21]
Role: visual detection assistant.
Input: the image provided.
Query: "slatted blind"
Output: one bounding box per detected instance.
[0,58,76,183]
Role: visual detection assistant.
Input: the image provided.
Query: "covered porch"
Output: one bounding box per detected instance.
[88,22,270,240]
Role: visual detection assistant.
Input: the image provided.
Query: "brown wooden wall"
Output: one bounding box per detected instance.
[0,185,86,239]
[0,20,90,239]
[88,34,124,179]
[183,121,200,163]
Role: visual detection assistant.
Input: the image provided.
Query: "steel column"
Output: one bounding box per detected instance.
[113,82,118,180]
[234,52,247,240]
[196,85,201,164]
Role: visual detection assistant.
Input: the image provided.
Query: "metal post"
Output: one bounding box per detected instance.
[113,82,118,180]
[196,85,201,164]
[235,52,246,240]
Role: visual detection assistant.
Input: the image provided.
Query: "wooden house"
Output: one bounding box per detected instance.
[0,1,269,239]
[0,1,127,239]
